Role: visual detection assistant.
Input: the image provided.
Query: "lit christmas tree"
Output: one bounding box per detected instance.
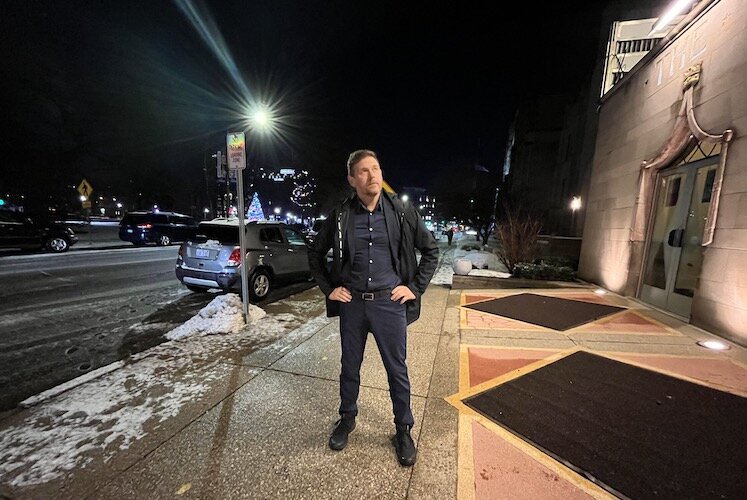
[246,192,265,221]
[291,170,317,218]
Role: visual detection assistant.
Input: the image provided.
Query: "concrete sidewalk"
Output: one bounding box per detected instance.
[1,242,746,499]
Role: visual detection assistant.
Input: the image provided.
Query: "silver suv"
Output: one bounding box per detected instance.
[175,219,311,301]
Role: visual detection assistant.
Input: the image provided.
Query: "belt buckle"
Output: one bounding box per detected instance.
[362,292,374,301]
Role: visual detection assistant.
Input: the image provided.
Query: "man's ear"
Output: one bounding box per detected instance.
[347,175,355,188]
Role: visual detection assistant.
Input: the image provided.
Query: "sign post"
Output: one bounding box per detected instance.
[227,132,249,320]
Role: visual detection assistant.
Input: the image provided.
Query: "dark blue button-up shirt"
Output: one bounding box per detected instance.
[347,197,400,291]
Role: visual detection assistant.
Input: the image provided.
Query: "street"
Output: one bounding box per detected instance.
[0,246,316,411]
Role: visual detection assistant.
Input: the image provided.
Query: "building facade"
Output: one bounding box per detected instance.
[579,0,746,346]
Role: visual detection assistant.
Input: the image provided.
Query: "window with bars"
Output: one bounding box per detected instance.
[616,37,662,54]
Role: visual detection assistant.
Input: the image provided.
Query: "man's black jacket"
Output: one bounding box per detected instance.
[307,191,439,325]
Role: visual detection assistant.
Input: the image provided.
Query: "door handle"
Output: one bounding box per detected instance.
[667,229,684,247]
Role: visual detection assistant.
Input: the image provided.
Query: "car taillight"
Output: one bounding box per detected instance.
[227,247,242,266]
[137,223,152,229]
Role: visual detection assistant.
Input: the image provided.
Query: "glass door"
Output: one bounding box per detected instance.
[640,158,717,318]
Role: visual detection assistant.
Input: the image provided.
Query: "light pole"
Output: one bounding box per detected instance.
[229,107,275,320]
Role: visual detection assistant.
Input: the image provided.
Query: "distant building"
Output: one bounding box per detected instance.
[401,186,438,231]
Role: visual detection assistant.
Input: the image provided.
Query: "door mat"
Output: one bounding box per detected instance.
[463,351,747,499]
[463,293,624,330]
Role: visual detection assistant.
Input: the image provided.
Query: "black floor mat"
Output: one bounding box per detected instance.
[463,293,624,330]
[463,351,747,499]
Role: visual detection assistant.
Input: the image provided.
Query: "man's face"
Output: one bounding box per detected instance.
[348,155,383,198]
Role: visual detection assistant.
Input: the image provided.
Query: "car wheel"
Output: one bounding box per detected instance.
[157,235,171,246]
[248,270,271,301]
[46,237,70,253]
[186,285,208,293]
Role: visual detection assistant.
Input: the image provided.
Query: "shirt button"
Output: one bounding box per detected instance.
[369,227,373,232]
[369,212,373,216]
[368,277,372,281]
[368,242,372,246]
[369,259,373,264]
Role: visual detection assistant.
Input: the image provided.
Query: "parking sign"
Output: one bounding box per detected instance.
[226,132,246,171]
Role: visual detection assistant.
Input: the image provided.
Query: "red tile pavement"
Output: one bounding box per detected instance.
[471,420,596,500]
[468,347,559,387]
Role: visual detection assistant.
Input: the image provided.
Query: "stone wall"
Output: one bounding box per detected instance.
[579,0,747,345]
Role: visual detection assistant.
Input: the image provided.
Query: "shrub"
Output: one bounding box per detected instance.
[512,262,577,281]
[495,210,542,273]
[536,256,578,271]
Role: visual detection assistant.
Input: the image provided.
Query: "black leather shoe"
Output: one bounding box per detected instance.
[329,418,355,450]
[392,425,417,466]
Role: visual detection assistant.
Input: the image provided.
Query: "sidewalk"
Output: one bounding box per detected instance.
[1,242,746,499]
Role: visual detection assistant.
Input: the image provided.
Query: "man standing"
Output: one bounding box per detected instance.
[308,149,439,466]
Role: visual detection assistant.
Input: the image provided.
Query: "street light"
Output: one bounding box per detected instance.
[231,103,281,321]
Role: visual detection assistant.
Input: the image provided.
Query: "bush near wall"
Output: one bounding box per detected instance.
[512,261,577,281]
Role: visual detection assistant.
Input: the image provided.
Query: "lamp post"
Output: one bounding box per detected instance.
[228,107,275,320]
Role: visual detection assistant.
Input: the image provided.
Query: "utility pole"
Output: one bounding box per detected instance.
[203,150,213,218]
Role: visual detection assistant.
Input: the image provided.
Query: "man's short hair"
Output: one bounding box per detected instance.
[347,149,378,176]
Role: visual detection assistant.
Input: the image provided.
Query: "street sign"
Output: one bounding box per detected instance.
[77,179,93,198]
[82,200,91,209]
[226,132,246,171]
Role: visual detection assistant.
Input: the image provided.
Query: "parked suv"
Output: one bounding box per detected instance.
[0,210,78,253]
[119,211,198,246]
[175,219,311,301]
[303,217,326,246]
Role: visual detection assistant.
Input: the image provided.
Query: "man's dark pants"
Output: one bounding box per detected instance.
[338,295,414,427]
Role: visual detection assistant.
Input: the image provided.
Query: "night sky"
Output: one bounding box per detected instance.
[1,0,619,214]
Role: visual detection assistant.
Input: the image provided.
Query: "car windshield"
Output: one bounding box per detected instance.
[196,224,239,244]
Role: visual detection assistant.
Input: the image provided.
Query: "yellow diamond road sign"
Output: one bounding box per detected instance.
[77,179,93,198]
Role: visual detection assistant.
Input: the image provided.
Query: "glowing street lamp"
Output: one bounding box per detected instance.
[246,105,276,134]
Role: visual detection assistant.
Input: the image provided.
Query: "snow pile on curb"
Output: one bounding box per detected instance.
[165,293,266,340]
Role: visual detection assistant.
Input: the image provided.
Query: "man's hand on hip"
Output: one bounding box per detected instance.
[329,286,352,302]
[391,285,416,304]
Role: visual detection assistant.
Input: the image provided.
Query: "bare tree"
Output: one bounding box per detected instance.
[495,208,542,273]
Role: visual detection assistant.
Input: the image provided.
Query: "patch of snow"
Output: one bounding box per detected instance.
[0,291,334,488]
[454,248,503,270]
[468,269,511,278]
[19,361,126,408]
[0,355,226,487]
[165,294,265,340]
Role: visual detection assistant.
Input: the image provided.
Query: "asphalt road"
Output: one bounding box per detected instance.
[0,246,316,411]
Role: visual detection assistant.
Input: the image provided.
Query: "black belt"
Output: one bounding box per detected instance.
[350,288,393,301]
